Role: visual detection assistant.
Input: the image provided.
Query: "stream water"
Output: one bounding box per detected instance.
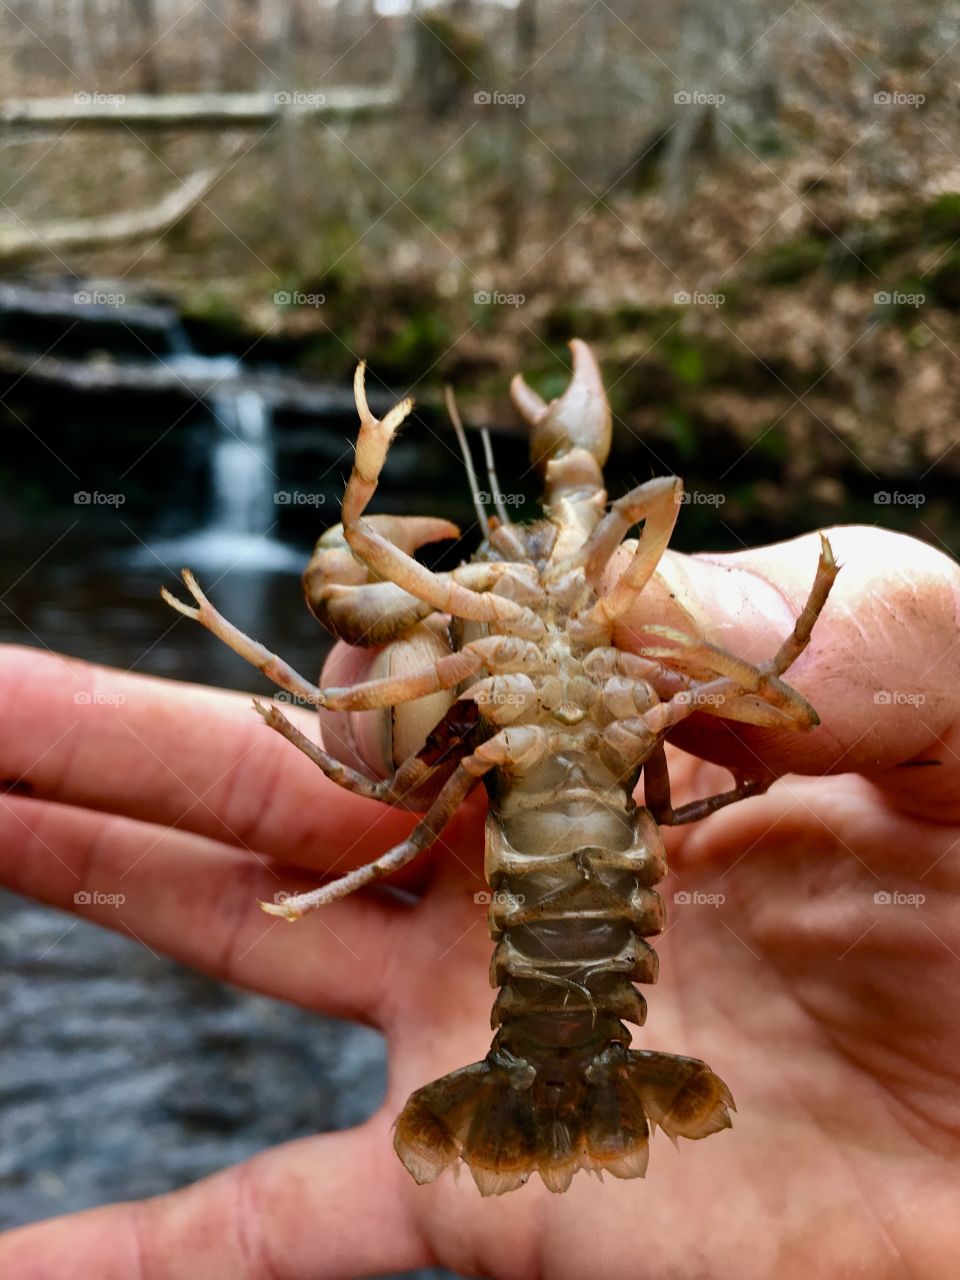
[0,289,460,1277]
[144,337,302,572]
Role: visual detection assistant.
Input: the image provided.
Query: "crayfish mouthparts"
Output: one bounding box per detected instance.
[161,338,837,1194]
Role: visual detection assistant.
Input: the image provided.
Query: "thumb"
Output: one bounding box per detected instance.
[0,1119,423,1280]
[603,525,960,819]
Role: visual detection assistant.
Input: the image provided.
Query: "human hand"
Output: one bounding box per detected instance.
[1,525,958,1279]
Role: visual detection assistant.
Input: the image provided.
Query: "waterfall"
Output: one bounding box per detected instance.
[209,386,273,535]
[145,341,301,573]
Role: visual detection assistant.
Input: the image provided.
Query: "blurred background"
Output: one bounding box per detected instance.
[0,0,956,1271]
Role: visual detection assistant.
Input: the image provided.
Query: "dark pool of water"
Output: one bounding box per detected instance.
[0,529,457,1279]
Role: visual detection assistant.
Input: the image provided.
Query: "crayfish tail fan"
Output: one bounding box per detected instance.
[393,1047,734,1196]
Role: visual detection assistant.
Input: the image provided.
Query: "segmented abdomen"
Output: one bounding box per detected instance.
[486,755,667,1064]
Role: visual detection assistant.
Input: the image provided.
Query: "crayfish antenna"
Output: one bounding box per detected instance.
[479,427,511,526]
[445,385,489,532]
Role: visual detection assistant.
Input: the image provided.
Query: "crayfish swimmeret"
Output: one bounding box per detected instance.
[163,339,837,1195]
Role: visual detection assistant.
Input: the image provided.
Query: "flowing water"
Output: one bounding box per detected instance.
[0,289,464,1277]
[142,345,303,573]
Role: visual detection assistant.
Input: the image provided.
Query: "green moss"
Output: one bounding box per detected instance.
[178,286,246,332]
[664,341,706,386]
[541,305,610,345]
[918,191,960,237]
[753,427,788,462]
[871,274,930,321]
[663,407,698,459]
[298,227,370,296]
[755,237,829,283]
[922,251,960,309]
[536,366,574,403]
[381,307,452,374]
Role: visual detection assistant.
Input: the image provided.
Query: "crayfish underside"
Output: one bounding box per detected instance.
[163,338,837,1195]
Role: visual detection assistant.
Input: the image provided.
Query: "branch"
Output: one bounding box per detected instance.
[0,160,227,265]
[0,87,401,131]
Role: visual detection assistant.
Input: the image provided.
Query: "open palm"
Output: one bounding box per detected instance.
[1,525,959,1280]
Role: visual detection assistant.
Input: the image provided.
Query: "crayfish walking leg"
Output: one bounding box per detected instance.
[162,339,838,1196]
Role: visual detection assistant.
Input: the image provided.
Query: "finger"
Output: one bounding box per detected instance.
[317,638,385,777]
[0,793,402,1023]
[0,645,417,872]
[604,527,960,818]
[0,1120,425,1280]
